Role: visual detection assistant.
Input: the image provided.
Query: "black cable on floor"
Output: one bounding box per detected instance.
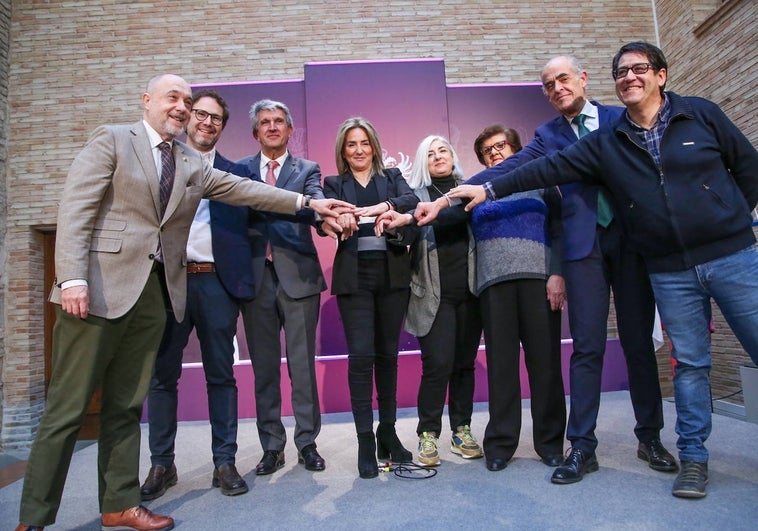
[379,462,438,479]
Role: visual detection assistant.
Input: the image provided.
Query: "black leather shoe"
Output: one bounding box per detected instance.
[551,448,598,484]
[540,454,564,467]
[212,463,249,496]
[255,450,285,476]
[298,444,326,471]
[140,464,178,501]
[672,461,708,499]
[486,457,508,471]
[638,439,678,472]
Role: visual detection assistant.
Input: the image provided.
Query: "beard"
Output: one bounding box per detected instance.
[162,119,186,138]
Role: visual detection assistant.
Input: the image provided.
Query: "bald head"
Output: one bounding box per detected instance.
[142,74,193,140]
[540,55,588,119]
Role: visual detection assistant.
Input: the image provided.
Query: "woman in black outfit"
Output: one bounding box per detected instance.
[322,117,419,478]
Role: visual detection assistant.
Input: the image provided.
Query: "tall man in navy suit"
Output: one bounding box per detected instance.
[416,56,676,484]
[238,99,328,475]
[141,89,254,500]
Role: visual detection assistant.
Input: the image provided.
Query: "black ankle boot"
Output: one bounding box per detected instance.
[376,422,412,463]
[357,431,379,479]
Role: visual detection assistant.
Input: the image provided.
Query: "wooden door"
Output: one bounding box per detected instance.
[44,231,101,439]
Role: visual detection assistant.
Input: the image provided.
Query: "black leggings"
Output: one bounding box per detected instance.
[337,257,409,433]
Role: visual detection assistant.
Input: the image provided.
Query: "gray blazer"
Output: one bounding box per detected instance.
[238,152,326,299]
[401,186,476,337]
[51,121,300,322]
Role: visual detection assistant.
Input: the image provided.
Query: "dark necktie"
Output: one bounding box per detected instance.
[265,160,279,260]
[158,142,175,217]
[572,114,613,228]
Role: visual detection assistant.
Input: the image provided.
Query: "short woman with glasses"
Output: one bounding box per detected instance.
[470,125,567,472]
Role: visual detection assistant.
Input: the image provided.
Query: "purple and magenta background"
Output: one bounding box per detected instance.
[163,59,629,422]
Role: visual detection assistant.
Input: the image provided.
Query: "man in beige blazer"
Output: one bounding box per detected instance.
[15,74,349,531]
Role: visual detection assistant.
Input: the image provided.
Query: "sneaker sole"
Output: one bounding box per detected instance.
[417,456,441,466]
[451,445,483,459]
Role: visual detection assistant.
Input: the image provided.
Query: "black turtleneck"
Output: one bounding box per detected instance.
[427,175,468,298]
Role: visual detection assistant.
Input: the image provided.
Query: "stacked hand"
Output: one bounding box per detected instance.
[310,198,356,239]
[373,210,414,237]
[414,185,488,226]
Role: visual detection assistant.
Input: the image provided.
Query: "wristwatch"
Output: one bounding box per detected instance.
[303,194,312,209]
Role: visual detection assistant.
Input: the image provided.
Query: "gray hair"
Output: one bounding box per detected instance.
[249,99,293,134]
[406,135,464,190]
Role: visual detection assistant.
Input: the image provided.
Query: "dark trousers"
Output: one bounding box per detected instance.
[480,279,566,461]
[20,272,165,526]
[416,291,481,435]
[337,257,409,433]
[563,222,662,454]
[147,271,240,468]
[241,262,322,452]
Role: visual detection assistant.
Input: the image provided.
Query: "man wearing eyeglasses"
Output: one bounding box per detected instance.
[440,42,758,499]
[140,89,255,501]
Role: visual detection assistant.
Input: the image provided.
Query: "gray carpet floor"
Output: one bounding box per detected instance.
[2,391,757,530]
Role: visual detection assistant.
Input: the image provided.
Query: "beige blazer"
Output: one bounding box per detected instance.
[50,121,300,321]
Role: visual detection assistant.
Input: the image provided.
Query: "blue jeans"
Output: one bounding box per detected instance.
[649,245,758,463]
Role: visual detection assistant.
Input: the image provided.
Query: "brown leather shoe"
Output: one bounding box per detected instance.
[101,505,174,531]
[140,464,178,501]
[15,524,44,531]
[212,463,249,496]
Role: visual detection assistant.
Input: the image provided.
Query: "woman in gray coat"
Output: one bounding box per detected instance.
[375,135,482,466]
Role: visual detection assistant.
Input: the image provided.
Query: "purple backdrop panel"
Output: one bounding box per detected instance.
[303,58,449,177]
[143,339,633,421]
[304,59,450,356]
[446,84,557,178]
[192,80,307,162]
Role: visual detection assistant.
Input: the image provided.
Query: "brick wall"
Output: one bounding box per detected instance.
[2,0,754,449]
[0,0,11,438]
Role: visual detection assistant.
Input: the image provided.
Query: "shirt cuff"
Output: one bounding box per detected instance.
[483,182,497,201]
[61,279,88,290]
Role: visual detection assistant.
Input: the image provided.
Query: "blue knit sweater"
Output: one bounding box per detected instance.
[471,189,561,295]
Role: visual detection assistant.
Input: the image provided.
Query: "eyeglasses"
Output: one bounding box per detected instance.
[612,62,653,80]
[481,140,508,157]
[191,108,223,126]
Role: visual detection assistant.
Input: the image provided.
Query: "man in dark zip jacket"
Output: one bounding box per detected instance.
[434,42,758,500]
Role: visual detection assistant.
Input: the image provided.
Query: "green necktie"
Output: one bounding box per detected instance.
[573,114,613,227]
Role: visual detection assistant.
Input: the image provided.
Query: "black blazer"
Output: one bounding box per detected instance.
[323,167,418,295]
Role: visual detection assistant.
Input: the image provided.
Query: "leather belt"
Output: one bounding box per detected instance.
[186,262,215,273]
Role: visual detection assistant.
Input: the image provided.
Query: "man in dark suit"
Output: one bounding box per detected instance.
[416,56,676,485]
[238,99,327,475]
[15,74,350,531]
[140,89,253,501]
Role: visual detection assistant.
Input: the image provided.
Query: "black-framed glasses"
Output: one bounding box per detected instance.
[612,62,653,80]
[191,108,223,126]
[481,140,508,157]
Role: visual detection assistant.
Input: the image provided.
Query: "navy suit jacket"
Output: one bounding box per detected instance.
[236,153,326,299]
[210,153,256,300]
[468,102,623,261]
